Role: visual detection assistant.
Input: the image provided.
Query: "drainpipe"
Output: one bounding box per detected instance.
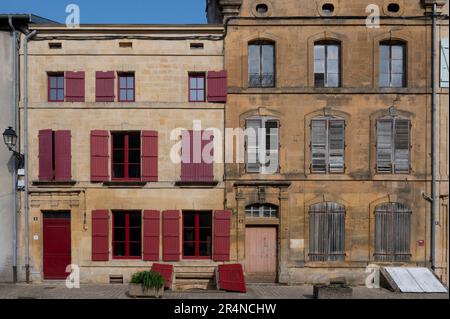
[8,16,18,284]
[22,28,37,283]
[7,16,18,283]
[431,2,437,271]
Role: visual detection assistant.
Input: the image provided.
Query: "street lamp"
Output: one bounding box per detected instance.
[2,126,24,168]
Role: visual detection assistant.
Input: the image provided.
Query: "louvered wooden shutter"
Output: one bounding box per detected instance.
[92,210,109,261]
[65,71,85,102]
[162,210,180,261]
[311,120,327,173]
[441,38,449,88]
[207,70,227,102]
[199,131,214,181]
[54,130,72,181]
[394,119,410,173]
[90,130,109,182]
[96,71,115,102]
[143,210,160,261]
[141,131,158,182]
[181,130,193,181]
[213,210,232,261]
[376,119,393,173]
[328,120,345,173]
[246,119,260,173]
[262,120,279,174]
[38,129,53,181]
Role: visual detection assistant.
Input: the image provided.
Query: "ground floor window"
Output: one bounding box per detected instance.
[112,211,142,259]
[183,211,212,259]
[375,202,411,262]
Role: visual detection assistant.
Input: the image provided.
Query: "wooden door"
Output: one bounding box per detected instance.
[43,212,71,280]
[244,227,277,282]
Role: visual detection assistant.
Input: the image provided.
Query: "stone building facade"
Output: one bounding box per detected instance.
[208,0,449,285]
[19,24,229,288]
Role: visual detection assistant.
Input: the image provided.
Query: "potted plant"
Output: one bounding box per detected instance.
[128,270,165,298]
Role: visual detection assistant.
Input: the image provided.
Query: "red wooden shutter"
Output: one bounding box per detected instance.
[65,71,85,102]
[143,210,160,261]
[207,70,227,102]
[38,129,53,181]
[90,130,109,182]
[181,130,193,182]
[213,210,232,261]
[92,210,109,261]
[141,131,158,182]
[54,130,72,181]
[200,131,214,182]
[151,263,173,289]
[218,264,246,293]
[162,210,180,261]
[96,71,115,102]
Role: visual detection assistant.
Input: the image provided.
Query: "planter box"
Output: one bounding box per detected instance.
[128,283,164,298]
[313,285,353,299]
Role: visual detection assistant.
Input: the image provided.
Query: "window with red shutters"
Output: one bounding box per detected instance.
[183,211,212,259]
[96,71,115,102]
[65,71,85,102]
[143,210,160,261]
[90,130,109,182]
[111,132,141,180]
[181,130,214,182]
[189,73,206,102]
[92,210,109,261]
[207,70,227,103]
[162,210,180,261]
[112,211,142,259]
[48,73,64,102]
[118,73,135,102]
[213,210,231,261]
[141,131,158,182]
[39,129,72,181]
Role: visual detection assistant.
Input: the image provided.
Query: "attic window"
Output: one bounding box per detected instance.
[256,4,268,14]
[190,43,204,50]
[119,42,133,48]
[48,42,62,49]
[387,3,400,13]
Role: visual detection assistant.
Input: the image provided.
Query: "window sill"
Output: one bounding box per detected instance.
[32,180,77,186]
[103,181,147,187]
[175,180,219,187]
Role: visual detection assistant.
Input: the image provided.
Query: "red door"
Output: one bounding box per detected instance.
[43,212,71,280]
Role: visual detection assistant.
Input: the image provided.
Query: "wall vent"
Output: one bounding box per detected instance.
[109,275,124,284]
[49,42,62,49]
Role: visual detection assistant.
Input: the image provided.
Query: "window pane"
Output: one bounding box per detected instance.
[262,45,274,74]
[127,76,134,88]
[379,73,390,87]
[129,243,141,257]
[315,45,325,60]
[129,228,141,242]
[327,59,339,74]
[315,73,325,87]
[391,74,404,87]
[129,212,141,227]
[57,89,64,101]
[327,73,339,87]
[248,45,261,74]
[184,228,195,241]
[113,150,124,164]
[114,243,126,256]
[327,45,339,60]
[197,89,204,101]
[50,76,57,88]
[184,242,195,256]
[197,77,204,89]
[128,165,140,178]
[114,213,126,227]
[120,89,127,101]
[391,60,404,74]
[199,242,211,257]
[190,90,197,101]
[199,213,212,227]
[113,164,125,178]
[50,90,57,101]
[129,150,140,164]
[126,89,134,101]
[314,60,325,74]
[120,76,127,88]
[184,213,195,227]
[380,57,390,74]
[391,45,404,59]
[58,76,64,88]
[380,45,390,60]
[199,228,211,242]
[114,228,125,241]
[128,133,140,149]
[113,134,125,149]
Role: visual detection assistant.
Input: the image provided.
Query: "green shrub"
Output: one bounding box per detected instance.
[130,270,165,291]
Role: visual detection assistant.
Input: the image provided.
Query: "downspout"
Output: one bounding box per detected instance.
[22,28,37,283]
[431,2,437,271]
[8,15,18,284]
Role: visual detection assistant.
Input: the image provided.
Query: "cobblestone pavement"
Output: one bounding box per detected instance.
[0,283,448,299]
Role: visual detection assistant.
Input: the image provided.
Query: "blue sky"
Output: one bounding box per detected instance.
[0,0,207,24]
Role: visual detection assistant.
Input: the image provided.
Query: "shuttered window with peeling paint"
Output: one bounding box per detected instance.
[309,202,346,262]
[376,117,411,174]
[374,202,411,262]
